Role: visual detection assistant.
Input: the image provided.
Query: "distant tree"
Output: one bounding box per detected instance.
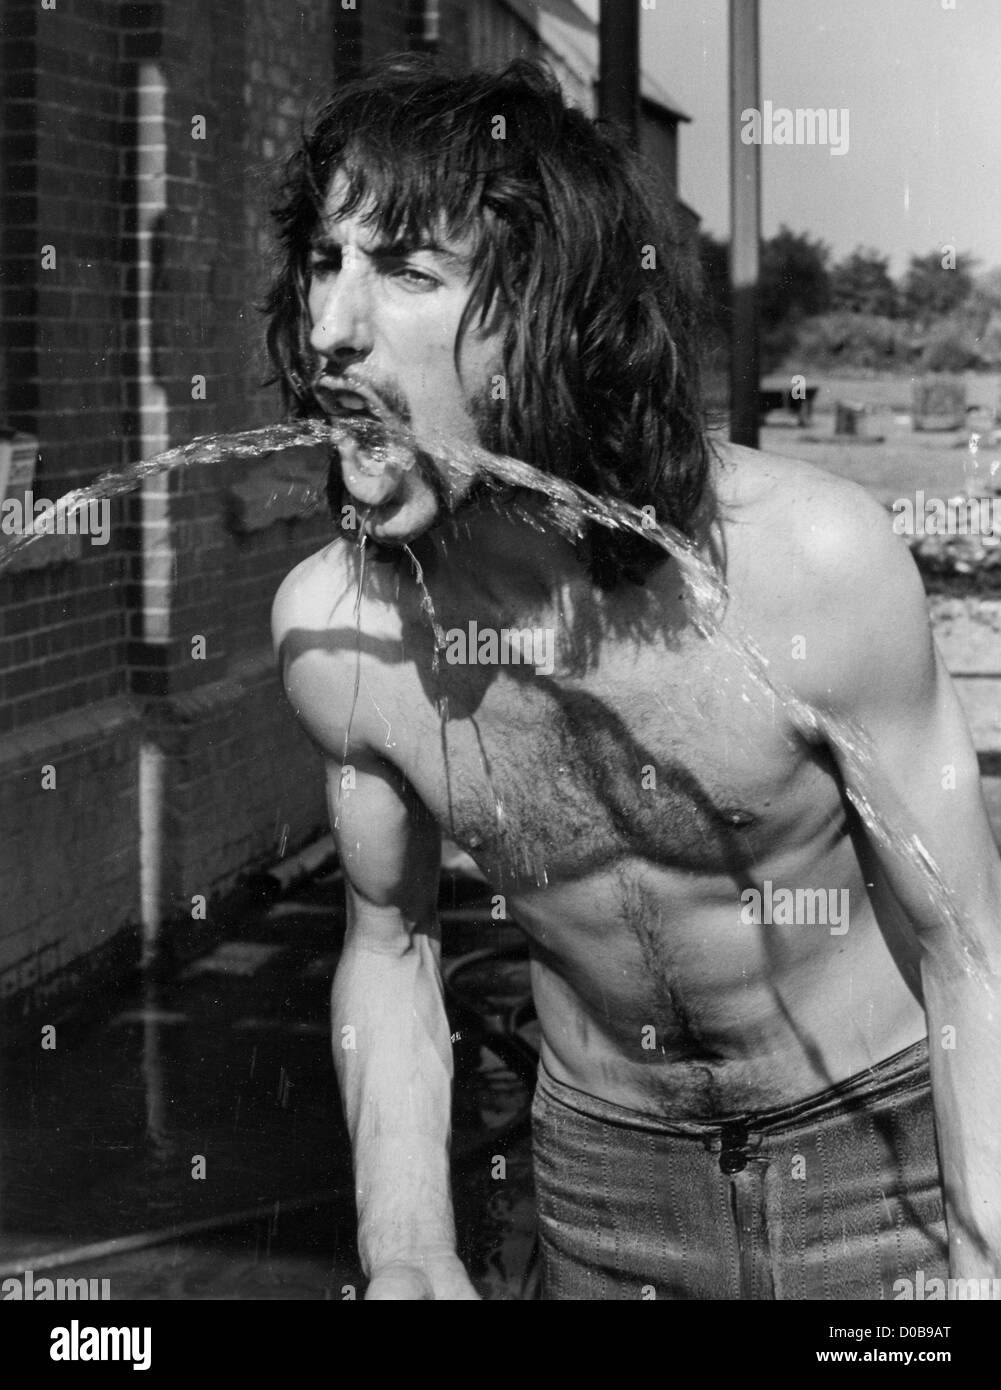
[695,225,832,335]
[759,225,831,332]
[902,249,976,325]
[697,229,730,327]
[976,266,1001,309]
[757,226,830,372]
[829,247,898,317]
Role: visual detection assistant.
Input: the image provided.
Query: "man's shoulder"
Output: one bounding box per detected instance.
[716,440,884,531]
[713,442,932,706]
[271,541,355,647]
[714,440,915,595]
[271,540,385,758]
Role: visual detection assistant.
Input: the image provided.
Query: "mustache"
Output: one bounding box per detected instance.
[307,360,412,425]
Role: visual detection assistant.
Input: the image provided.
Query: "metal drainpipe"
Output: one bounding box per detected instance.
[728,0,761,449]
[134,61,171,961]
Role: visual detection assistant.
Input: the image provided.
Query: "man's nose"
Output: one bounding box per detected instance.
[308,268,373,364]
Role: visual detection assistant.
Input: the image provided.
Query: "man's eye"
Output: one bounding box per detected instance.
[390,266,438,289]
[309,256,340,276]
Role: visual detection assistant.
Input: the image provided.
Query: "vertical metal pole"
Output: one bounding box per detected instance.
[598,0,640,148]
[729,0,761,448]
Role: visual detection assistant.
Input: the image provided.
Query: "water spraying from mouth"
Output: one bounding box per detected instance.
[1,411,993,986]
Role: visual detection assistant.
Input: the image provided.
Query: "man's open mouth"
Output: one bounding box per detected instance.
[312,373,385,421]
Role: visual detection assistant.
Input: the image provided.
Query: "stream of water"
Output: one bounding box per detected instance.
[0,413,994,985]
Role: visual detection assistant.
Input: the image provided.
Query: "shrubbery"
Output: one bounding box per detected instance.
[698,231,1001,376]
[791,312,911,371]
[781,312,1001,374]
[917,322,983,373]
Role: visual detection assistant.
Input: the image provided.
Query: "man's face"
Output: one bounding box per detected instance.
[307,173,504,544]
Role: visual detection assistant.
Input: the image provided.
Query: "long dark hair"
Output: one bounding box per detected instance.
[264,55,713,588]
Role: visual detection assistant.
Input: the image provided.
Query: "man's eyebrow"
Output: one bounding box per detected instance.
[308,231,468,271]
[372,237,469,269]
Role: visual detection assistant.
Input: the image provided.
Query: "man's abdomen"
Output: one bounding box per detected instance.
[518,850,929,1119]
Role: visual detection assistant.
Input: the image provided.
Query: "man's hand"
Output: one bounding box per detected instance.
[365,1252,481,1301]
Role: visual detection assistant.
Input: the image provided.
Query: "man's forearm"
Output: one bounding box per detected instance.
[922,950,1001,1277]
[332,924,457,1275]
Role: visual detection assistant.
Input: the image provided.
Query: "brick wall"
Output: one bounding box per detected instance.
[1,0,138,1029]
[1,0,127,731]
[0,0,527,1029]
[0,698,141,1015]
[0,0,344,1024]
[125,0,339,935]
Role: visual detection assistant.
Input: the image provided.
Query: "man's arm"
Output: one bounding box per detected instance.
[272,559,477,1299]
[786,482,1001,1277]
[327,752,477,1298]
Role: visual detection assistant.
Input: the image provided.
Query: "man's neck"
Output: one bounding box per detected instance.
[403,497,586,618]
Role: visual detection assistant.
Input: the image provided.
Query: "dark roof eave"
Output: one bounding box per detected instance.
[590,78,692,125]
[640,92,692,125]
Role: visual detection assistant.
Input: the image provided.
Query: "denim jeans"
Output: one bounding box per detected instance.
[531,1040,947,1300]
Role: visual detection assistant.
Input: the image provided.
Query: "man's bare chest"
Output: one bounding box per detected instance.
[369,636,838,889]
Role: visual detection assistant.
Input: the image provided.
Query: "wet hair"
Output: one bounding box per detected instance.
[264,54,712,588]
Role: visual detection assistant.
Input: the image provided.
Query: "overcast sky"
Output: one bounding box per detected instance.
[581,0,1000,277]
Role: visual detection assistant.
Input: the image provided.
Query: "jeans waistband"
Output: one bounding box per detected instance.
[534,1037,931,1144]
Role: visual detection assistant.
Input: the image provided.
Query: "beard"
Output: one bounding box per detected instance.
[323,372,510,547]
[426,379,510,522]
[389,373,508,522]
[465,378,506,456]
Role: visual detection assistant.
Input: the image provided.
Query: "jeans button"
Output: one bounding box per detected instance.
[720,1149,747,1175]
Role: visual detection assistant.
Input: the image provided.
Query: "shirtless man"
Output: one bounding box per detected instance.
[269,58,1001,1299]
